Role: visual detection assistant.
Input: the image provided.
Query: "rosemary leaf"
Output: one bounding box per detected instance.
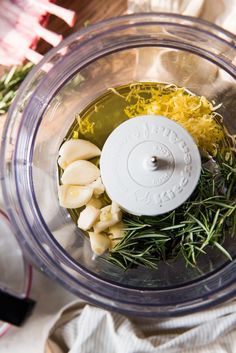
[0,63,33,115]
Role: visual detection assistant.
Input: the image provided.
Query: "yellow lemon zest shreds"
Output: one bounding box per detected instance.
[72,130,79,139]
[108,87,126,99]
[76,114,95,135]
[123,84,224,156]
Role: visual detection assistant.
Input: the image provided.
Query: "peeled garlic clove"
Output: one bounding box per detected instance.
[100,205,112,221]
[58,156,67,169]
[109,221,124,239]
[89,232,110,255]
[77,205,100,231]
[61,160,100,185]
[58,185,93,208]
[99,203,122,221]
[89,177,105,197]
[93,211,122,233]
[58,139,101,168]
[111,201,121,214]
[87,197,103,209]
[109,222,124,249]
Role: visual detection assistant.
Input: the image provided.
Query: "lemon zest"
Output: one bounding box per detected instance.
[120,83,224,156]
[76,115,95,135]
[72,131,79,139]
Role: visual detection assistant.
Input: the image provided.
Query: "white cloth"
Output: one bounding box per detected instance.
[45,300,236,353]
[127,0,236,33]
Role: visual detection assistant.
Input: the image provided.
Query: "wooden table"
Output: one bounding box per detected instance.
[38,0,127,54]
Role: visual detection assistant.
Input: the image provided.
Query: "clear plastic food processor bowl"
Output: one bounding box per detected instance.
[1,14,236,316]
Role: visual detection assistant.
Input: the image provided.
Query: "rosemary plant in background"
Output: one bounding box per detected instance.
[0,63,33,115]
[108,150,236,270]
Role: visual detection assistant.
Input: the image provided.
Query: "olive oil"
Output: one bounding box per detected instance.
[58,82,236,269]
[64,85,130,149]
[64,82,224,155]
[59,81,229,225]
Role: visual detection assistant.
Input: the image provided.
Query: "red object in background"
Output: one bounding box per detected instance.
[0,0,77,66]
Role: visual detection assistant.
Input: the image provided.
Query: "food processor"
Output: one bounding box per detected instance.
[1,13,236,317]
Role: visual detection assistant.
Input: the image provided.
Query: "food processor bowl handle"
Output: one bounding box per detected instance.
[0,288,35,326]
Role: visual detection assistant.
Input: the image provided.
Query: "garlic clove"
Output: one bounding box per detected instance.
[87,197,103,209]
[93,211,122,233]
[88,177,105,197]
[61,160,100,185]
[109,222,124,249]
[99,203,122,221]
[89,232,110,255]
[58,139,101,168]
[77,205,100,231]
[109,221,124,239]
[111,201,121,214]
[58,156,67,169]
[100,205,112,221]
[58,184,93,209]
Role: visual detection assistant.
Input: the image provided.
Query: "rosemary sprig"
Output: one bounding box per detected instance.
[0,63,33,115]
[108,150,236,270]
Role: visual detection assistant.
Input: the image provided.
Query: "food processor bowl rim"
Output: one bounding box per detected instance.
[4,12,236,118]
[14,16,236,294]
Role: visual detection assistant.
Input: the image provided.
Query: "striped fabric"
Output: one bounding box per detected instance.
[46,299,236,353]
